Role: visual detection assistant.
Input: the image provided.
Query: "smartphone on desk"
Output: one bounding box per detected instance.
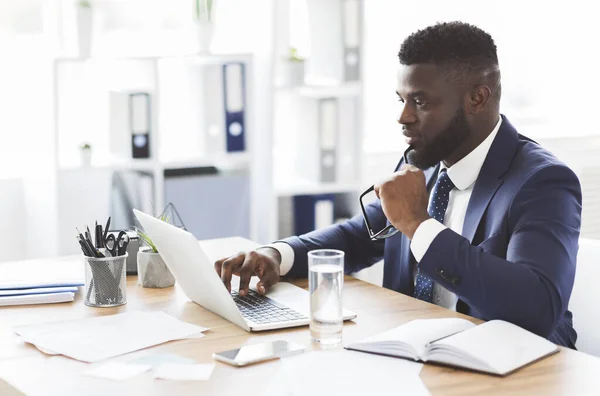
[212,340,305,367]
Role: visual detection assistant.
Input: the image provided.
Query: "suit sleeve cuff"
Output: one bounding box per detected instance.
[410,219,447,262]
[264,242,295,276]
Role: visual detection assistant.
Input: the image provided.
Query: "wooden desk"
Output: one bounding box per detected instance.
[1,238,600,395]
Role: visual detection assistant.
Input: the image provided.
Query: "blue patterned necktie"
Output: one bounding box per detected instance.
[413,169,456,303]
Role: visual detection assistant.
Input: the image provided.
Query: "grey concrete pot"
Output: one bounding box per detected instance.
[137,248,175,288]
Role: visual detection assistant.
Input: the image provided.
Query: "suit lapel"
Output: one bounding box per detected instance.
[461,115,519,243]
[462,177,503,243]
[424,164,441,191]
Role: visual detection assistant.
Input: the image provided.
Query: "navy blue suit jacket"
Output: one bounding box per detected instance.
[281,116,582,348]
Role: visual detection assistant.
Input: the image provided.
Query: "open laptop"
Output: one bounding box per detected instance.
[133,209,357,332]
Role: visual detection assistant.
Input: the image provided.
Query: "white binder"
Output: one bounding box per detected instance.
[315,199,335,230]
[336,97,359,183]
[319,98,338,183]
[306,0,362,83]
[200,65,227,154]
[109,91,152,160]
[294,96,358,184]
[342,0,362,81]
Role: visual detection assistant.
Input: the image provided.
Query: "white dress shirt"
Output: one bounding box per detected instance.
[410,116,502,310]
[271,116,503,310]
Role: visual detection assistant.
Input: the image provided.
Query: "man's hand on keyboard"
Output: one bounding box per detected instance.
[214,248,282,296]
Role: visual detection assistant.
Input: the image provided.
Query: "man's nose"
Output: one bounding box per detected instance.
[397,103,417,125]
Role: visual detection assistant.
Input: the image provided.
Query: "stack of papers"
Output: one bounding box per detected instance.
[13,311,209,362]
[0,256,84,306]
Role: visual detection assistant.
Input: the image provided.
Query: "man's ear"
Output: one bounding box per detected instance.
[468,85,492,114]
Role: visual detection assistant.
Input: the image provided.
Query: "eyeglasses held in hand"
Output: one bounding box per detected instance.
[359,146,412,241]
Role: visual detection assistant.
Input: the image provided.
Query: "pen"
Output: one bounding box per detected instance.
[77,228,104,258]
[103,217,111,242]
[77,237,93,257]
[95,223,104,249]
[85,226,94,252]
[77,234,94,257]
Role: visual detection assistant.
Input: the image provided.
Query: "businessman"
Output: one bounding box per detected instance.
[214,22,582,348]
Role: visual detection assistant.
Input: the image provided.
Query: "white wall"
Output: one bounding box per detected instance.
[570,238,600,356]
[0,178,27,262]
[57,168,113,255]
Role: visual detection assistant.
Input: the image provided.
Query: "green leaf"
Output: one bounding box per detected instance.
[195,0,214,22]
[135,227,158,253]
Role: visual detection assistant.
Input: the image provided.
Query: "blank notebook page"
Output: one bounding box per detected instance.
[362,318,475,357]
[432,320,558,375]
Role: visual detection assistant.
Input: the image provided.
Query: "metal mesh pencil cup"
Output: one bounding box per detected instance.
[84,253,128,307]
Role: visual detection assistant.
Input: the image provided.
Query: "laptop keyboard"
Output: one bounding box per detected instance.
[231,289,308,324]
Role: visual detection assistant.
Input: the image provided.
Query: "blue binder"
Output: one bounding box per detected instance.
[293,194,335,235]
[222,62,246,152]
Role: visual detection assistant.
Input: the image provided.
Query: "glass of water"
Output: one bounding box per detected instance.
[308,249,345,345]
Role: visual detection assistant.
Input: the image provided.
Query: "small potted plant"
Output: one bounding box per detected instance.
[135,213,176,288]
[79,143,92,167]
[195,0,216,53]
[283,47,305,87]
[76,1,94,58]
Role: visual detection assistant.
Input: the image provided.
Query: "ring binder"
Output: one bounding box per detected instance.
[223,63,247,153]
[200,62,247,155]
[342,0,362,82]
[319,98,338,183]
[109,91,152,160]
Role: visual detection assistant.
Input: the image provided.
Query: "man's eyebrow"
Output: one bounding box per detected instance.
[396,91,427,98]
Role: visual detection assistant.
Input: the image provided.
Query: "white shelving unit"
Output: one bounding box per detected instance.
[41,0,367,253]
[275,82,361,98]
[275,180,362,197]
[50,52,269,253]
[269,0,366,240]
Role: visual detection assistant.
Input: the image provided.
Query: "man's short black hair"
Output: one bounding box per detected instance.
[399,21,500,99]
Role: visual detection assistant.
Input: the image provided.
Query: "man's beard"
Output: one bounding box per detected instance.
[407,108,471,170]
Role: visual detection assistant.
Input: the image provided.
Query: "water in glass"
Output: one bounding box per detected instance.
[309,263,343,344]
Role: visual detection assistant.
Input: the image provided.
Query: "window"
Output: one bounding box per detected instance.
[363,0,600,153]
[0,0,53,179]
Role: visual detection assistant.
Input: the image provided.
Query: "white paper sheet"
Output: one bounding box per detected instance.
[83,362,152,381]
[13,311,209,363]
[264,349,428,396]
[131,353,196,367]
[153,363,215,381]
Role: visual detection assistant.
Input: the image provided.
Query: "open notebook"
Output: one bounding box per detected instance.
[346,318,559,376]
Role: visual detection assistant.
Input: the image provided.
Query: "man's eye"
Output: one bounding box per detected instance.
[415,100,428,107]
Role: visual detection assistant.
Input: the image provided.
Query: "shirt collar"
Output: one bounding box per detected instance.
[440,116,502,191]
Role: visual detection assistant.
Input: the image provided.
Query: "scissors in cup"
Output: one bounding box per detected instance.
[359,146,413,241]
[104,231,130,257]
